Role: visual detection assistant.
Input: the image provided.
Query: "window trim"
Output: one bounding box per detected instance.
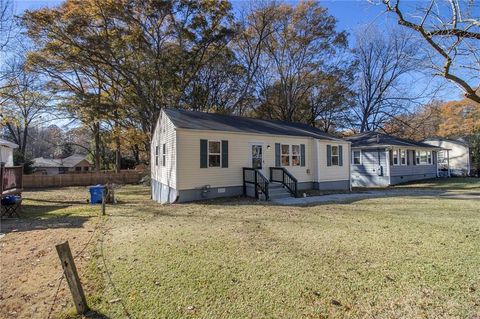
[416,150,432,165]
[155,145,159,166]
[208,140,221,168]
[291,144,301,166]
[281,144,290,166]
[400,149,407,166]
[162,143,166,167]
[330,145,340,166]
[352,150,362,165]
[392,149,399,166]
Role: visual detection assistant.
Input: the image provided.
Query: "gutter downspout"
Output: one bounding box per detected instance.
[348,143,352,192]
[314,139,320,188]
[385,147,391,186]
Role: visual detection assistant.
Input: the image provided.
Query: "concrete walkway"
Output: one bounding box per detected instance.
[271,188,479,206]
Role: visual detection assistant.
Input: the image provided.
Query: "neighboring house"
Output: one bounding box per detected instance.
[422,138,471,177]
[32,154,93,175]
[346,132,441,187]
[151,109,351,203]
[0,139,22,199]
[0,138,18,167]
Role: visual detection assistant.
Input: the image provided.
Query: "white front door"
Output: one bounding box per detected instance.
[251,144,263,170]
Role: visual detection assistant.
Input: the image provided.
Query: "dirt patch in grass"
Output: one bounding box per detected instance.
[0,187,102,319]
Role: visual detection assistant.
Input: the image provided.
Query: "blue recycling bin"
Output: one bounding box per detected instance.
[89,185,106,204]
[1,195,21,206]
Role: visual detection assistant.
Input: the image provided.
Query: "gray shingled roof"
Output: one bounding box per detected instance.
[164,109,345,141]
[346,132,440,149]
[32,154,92,168]
[0,138,18,149]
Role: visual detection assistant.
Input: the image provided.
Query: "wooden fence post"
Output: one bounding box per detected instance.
[55,241,89,314]
[101,189,106,215]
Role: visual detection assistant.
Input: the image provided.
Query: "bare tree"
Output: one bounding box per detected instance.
[350,26,422,132]
[250,1,348,122]
[230,3,277,115]
[307,68,354,132]
[1,69,51,162]
[0,0,17,93]
[0,0,13,52]
[382,0,480,103]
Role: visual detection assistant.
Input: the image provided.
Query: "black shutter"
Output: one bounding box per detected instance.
[389,150,393,166]
[275,143,280,167]
[300,144,305,167]
[327,145,332,166]
[200,139,208,168]
[221,140,228,168]
[339,145,343,166]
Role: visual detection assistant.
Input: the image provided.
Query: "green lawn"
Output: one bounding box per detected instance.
[79,178,480,319]
[393,177,480,189]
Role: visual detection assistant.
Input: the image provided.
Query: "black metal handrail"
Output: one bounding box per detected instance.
[269,167,298,197]
[242,167,269,200]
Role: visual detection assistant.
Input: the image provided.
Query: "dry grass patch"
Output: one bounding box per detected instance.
[88,184,480,319]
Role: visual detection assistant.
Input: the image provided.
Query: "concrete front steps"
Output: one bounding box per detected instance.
[268,182,294,200]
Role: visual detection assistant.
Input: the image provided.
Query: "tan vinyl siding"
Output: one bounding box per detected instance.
[176,129,316,190]
[317,140,351,182]
[151,111,177,188]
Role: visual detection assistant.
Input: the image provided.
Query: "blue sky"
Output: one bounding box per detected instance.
[12,0,463,101]
[14,0,391,29]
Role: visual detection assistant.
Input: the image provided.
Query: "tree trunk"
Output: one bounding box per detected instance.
[115,133,121,173]
[21,123,28,163]
[93,122,101,171]
[111,108,121,172]
[133,144,140,165]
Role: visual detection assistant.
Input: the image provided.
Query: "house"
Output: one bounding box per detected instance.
[151,109,351,203]
[346,132,442,187]
[32,154,93,175]
[422,138,471,177]
[0,138,18,167]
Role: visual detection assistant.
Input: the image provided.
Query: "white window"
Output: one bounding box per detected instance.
[281,144,290,166]
[155,146,159,166]
[331,145,339,166]
[291,145,301,166]
[416,150,431,165]
[208,141,221,167]
[162,143,166,167]
[400,149,407,165]
[392,149,399,165]
[352,150,361,165]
